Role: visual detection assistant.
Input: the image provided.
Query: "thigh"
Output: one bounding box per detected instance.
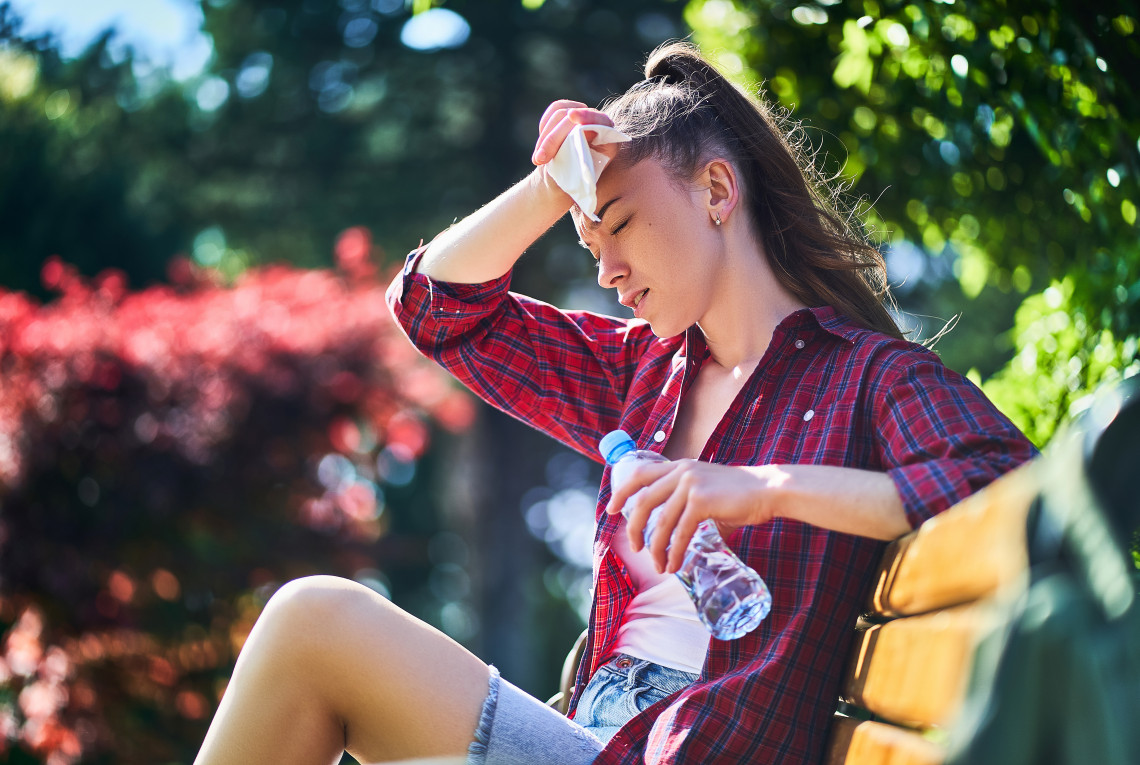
[241,576,490,763]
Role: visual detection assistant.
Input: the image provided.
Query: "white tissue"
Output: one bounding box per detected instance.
[547,123,631,222]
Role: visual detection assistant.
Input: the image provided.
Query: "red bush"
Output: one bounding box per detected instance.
[0,229,474,762]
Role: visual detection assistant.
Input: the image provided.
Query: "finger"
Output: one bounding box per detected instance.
[534,108,616,165]
[624,473,680,554]
[568,109,615,129]
[626,496,665,556]
[569,110,617,149]
[533,113,576,165]
[533,107,569,159]
[623,485,662,554]
[665,507,707,575]
[538,100,587,135]
[605,460,675,518]
[644,488,689,573]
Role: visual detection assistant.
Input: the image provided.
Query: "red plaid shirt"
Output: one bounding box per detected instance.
[387,247,1036,764]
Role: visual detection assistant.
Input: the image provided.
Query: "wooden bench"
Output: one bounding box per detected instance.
[829,380,1140,765]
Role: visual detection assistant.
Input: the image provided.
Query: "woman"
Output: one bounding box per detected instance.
[195,42,1035,765]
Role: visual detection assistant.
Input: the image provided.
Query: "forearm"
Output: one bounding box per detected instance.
[613,460,913,573]
[416,167,572,284]
[751,464,911,541]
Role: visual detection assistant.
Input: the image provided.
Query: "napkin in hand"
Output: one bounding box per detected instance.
[547,123,631,222]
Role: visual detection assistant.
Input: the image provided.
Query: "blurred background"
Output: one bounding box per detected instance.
[0,0,1136,762]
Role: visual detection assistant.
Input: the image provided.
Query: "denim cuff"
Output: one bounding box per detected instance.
[466,665,501,765]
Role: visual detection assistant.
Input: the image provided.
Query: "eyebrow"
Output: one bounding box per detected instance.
[583,197,622,230]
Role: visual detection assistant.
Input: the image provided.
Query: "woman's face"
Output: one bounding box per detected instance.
[574,157,721,338]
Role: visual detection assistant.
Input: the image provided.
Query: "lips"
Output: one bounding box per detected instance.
[619,288,649,309]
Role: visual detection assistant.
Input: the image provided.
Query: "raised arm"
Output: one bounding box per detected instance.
[388,101,656,459]
[416,100,616,284]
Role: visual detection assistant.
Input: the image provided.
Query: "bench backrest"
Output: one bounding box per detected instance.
[825,462,1041,765]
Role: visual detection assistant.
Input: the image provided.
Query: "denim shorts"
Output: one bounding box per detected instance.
[466,655,698,765]
[572,654,700,743]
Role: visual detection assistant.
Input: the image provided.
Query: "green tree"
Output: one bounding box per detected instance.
[685,0,1139,445]
[0,6,194,299]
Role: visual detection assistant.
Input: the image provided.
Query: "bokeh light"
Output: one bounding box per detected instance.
[521,451,602,623]
[400,8,470,51]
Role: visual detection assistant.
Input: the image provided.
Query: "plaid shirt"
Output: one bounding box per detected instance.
[387,247,1037,764]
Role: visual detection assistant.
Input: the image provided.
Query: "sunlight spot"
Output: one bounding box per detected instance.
[792,6,828,25]
[400,8,470,51]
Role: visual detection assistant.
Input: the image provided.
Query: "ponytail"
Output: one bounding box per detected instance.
[603,41,902,340]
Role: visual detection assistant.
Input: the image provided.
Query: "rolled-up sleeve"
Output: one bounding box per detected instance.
[386,246,515,341]
[386,247,655,459]
[876,359,1038,529]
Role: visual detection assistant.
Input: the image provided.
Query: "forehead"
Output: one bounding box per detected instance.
[571,157,674,232]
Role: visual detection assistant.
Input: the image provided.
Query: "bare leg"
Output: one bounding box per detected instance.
[194,575,490,765]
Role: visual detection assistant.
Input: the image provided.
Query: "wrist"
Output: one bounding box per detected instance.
[749,464,792,525]
[529,165,574,212]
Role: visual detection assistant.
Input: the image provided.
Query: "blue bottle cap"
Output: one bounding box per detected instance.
[599,430,636,465]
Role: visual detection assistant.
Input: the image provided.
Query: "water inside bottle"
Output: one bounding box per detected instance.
[676,522,772,640]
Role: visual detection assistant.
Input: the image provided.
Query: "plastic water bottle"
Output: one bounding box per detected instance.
[599,430,772,640]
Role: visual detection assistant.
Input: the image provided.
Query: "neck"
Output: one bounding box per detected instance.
[696,232,807,371]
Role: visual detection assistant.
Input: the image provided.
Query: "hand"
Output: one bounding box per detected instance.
[532,100,618,166]
[605,460,789,574]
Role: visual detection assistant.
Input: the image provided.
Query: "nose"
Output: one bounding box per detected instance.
[596,252,627,290]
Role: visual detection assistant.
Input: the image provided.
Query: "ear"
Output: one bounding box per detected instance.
[700,159,740,226]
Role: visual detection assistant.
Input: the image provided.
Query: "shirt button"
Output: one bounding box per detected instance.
[794,339,805,349]
[803,409,815,422]
[653,430,666,443]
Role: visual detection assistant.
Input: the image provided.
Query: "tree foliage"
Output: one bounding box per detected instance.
[0,5,193,301]
[685,0,1139,444]
[0,0,688,300]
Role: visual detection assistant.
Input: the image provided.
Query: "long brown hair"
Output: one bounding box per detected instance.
[602,41,903,340]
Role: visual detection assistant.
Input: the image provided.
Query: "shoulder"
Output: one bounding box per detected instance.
[807,306,942,372]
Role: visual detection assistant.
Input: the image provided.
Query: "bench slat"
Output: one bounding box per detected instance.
[825,716,944,765]
[868,463,1039,618]
[841,600,1005,728]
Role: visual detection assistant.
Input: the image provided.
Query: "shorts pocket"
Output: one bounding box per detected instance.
[638,667,698,698]
[623,682,673,718]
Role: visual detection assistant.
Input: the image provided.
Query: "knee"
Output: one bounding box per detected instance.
[257,575,384,654]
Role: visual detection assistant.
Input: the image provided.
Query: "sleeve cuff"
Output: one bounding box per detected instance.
[887,463,959,529]
[395,246,513,320]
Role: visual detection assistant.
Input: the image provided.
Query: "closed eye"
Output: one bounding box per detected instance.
[611,216,631,235]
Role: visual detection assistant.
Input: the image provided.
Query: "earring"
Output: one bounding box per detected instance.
[714,213,722,226]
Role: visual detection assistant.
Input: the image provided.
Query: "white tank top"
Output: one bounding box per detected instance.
[610,517,709,675]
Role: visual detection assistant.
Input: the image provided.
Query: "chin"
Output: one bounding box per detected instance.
[646,317,687,339]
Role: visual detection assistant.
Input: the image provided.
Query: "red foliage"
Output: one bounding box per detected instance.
[0,230,475,762]
[1,236,473,493]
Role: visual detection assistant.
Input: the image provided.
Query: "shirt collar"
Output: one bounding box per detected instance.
[803,305,861,345]
[680,306,861,364]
